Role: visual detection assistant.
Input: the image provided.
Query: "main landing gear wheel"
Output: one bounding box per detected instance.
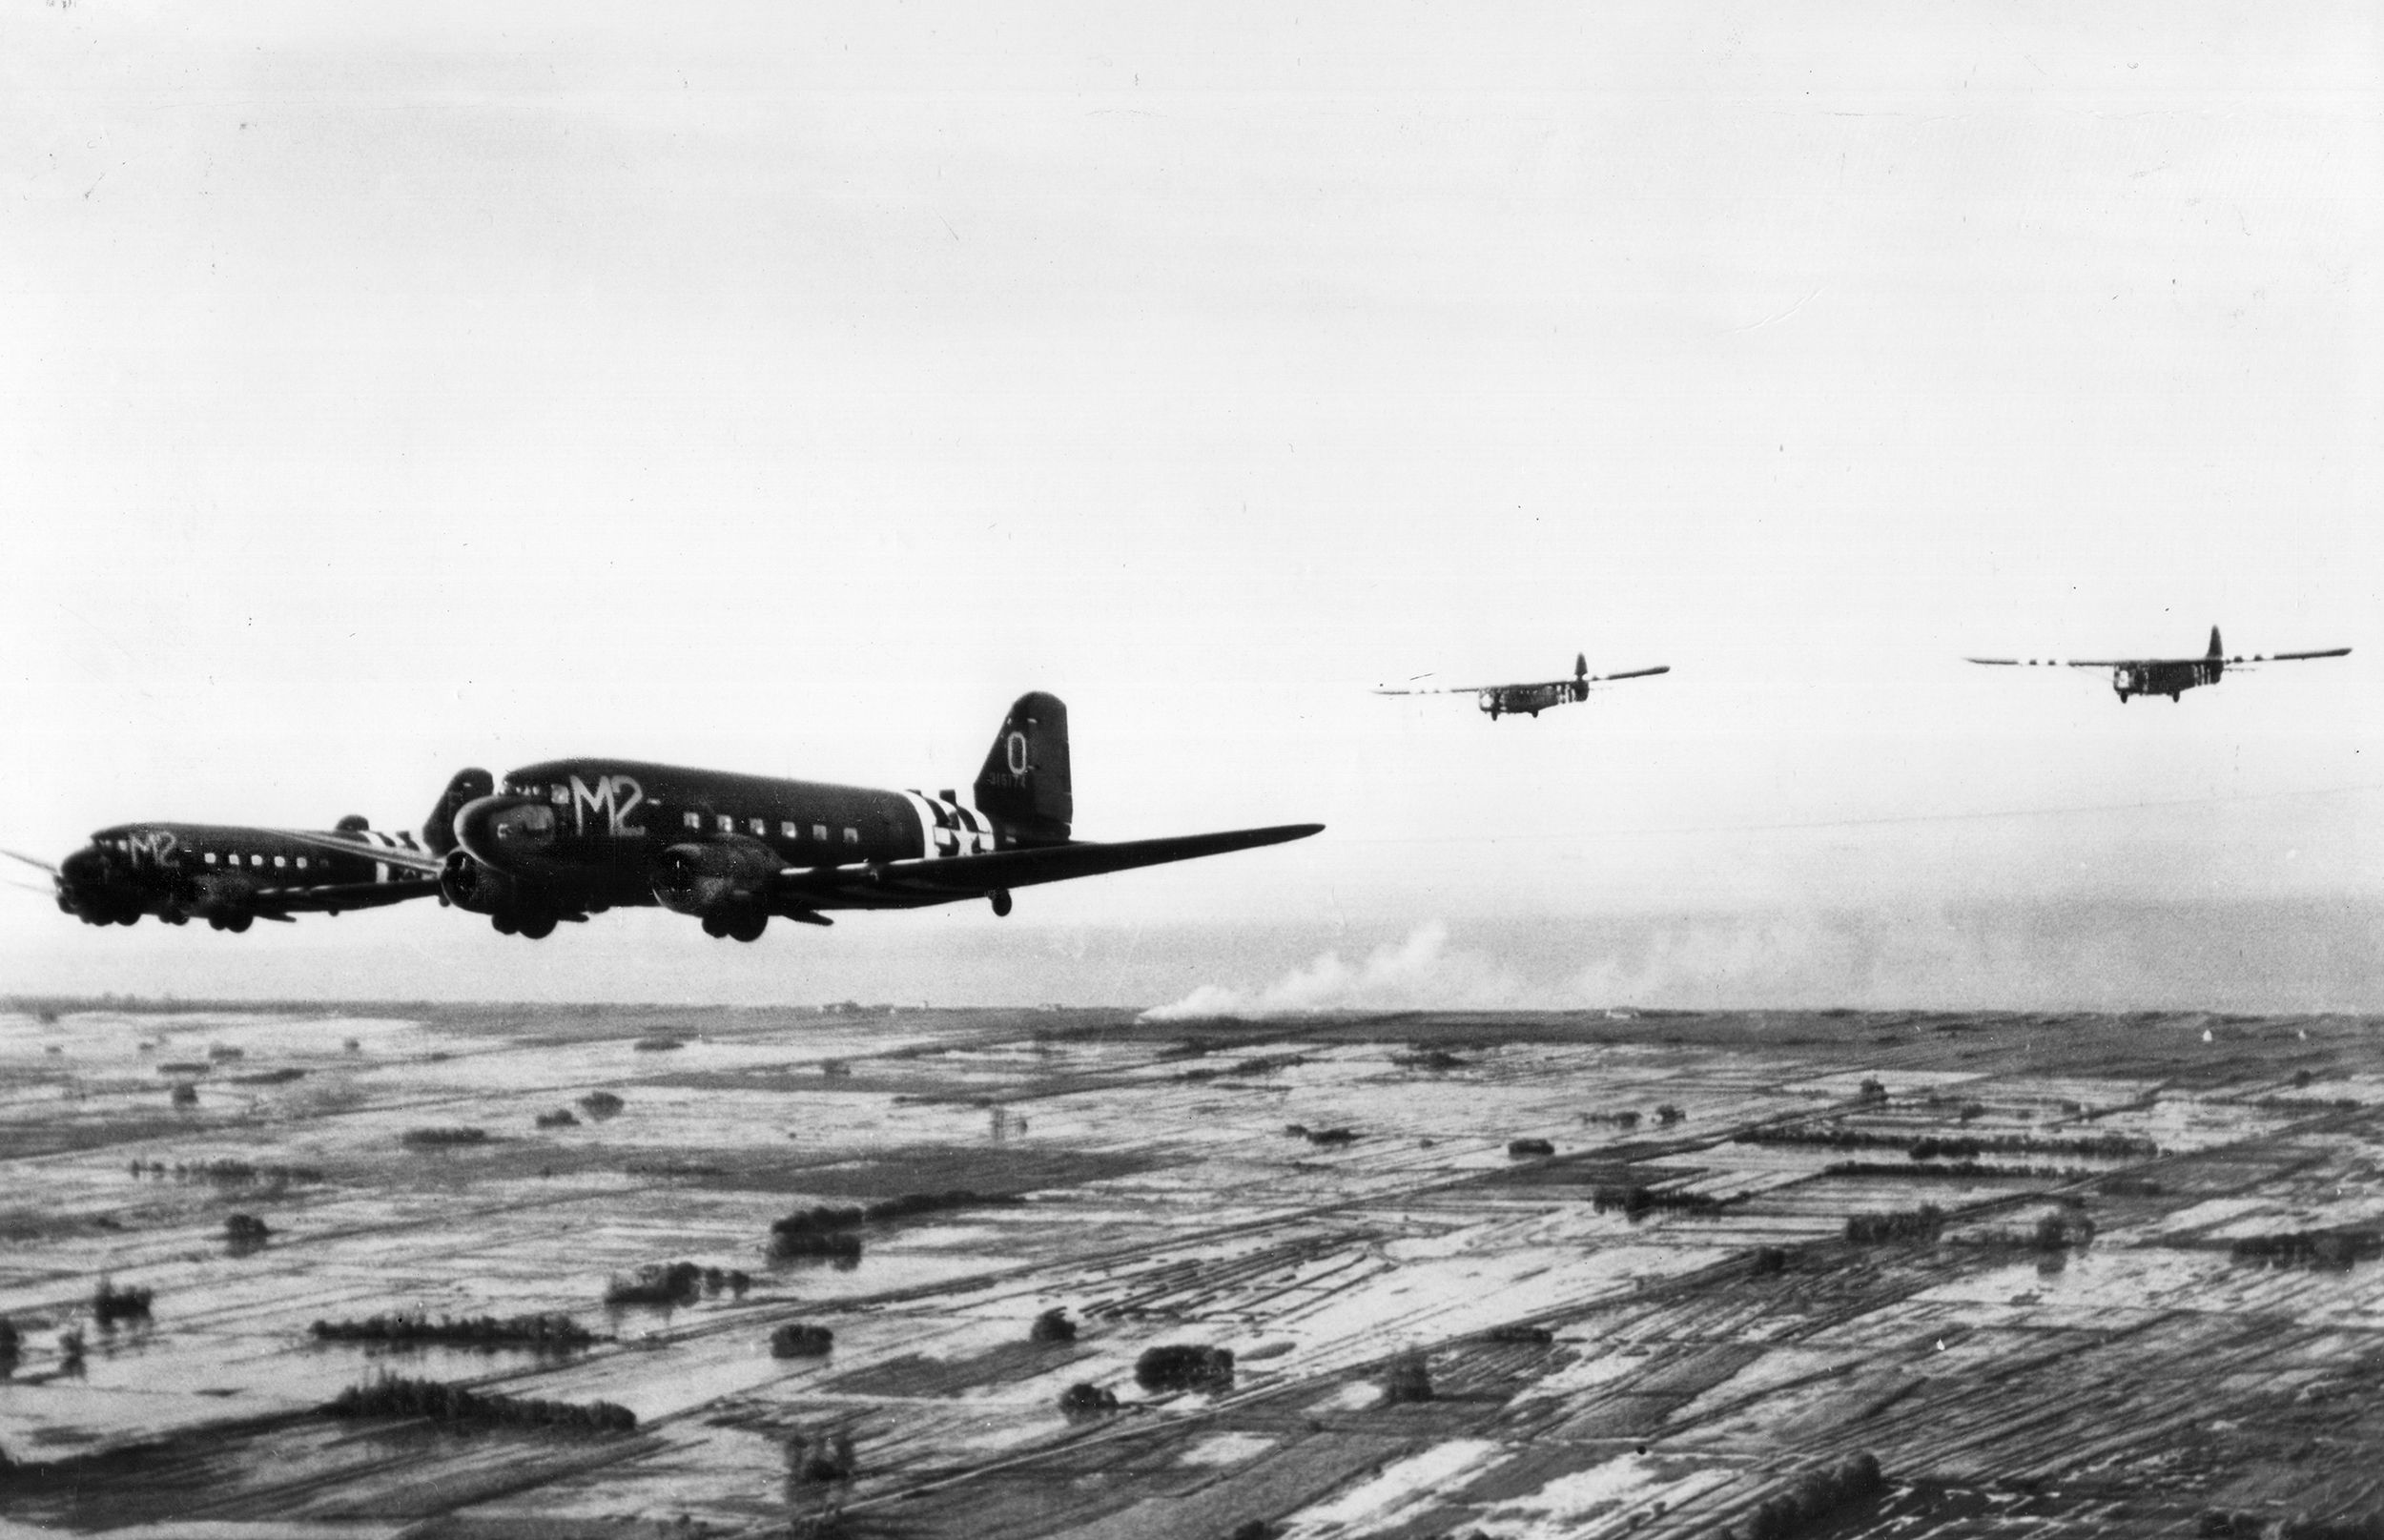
[728,910,768,943]
[517,911,557,940]
[492,914,519,936]
[989,889,1013,917]
[222,913,251,934]
[702,913,728,938]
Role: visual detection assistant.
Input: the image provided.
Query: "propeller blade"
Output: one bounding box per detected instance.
[1,847,61,876]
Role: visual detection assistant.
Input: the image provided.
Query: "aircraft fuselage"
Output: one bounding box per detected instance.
[2112,658,2222,702]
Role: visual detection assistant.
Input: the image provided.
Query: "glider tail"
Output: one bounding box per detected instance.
[2209,626,2224,660]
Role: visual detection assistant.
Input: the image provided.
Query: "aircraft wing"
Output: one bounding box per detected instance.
[1375,665,1669,694]
[772,824,1324,905]
[1965,657,2132,668]
[1586,665,1671,684]
[234,876,442,916]
[2259,647,2352,663]
[1373,682,1514,696]
[279,831,447,876]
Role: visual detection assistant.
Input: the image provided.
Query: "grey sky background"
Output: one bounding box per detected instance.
[4,4,2378,1010]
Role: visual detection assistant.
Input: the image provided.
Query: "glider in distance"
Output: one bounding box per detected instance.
[1375,653,1672,720]
[1968,627,2349,704]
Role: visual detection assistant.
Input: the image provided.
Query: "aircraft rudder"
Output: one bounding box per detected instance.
[2209,626,2224,659]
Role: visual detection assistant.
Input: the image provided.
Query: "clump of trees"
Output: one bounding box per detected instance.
[770,1324,834,1359]
[1713,1452,1885,1540]
[224,1213,270,1248]
[59,1327,85,1373]
[1135,1344,1234,1393]
[1390,1049,1467,1072]
[1740,1126,2156,1160]
[171,1084,198,1108]
[1581,1109,1642,1130]
[1304,1127,1357,1147]
[1486,1324,1554,1345]
[1031,1307,1078,1345]
[0,1318,19,1374]
[1592,1184,1721,1219]
[130,1158,324,1186]
[1058,1382,1119,1419]
[578,1091,625,1119]
[92,1278,154,1327]
[1844,1206,1944,1244]
[767,1191,1024,1260]
[310,1313,593,1350]
[1382,1351,1433,1404]
[324,1373,636,1433]
[2231,1229,2383,1271]
[232,1068,307,1085]
[1751,1245,1789,1278]
[1655,1104,1685,1124]
[1508,1139,1555,1159]
[632,1037,685,1053]
[401,1126,488,1148]
[534,1109,580,1128]
[606,1261,710,1306]
[784,1427,855,1483]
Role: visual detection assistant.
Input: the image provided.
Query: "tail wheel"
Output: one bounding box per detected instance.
[990,889,1013,917]
[701,913,729,938]
[224,914,252,934]
[728,910,767,943]
[518,912,557,940]
[492,914,518,936]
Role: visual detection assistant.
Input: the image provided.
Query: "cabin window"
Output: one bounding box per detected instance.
[550,785,569,805]
[297,857,308,871]
[203,852,217,865]
[716,814,734,833]
[781,821,798,839]
[274,855,287,868]
[750,818,766,836]
[843,827,859,845]
[812,824,828,842]
[251,854,265,867]
[682,811,701,831]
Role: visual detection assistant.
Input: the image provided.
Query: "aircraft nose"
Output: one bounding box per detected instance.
[59,847,109,886]
[453,794,559,869]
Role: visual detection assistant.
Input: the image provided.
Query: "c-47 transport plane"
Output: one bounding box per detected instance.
[4,815,442,933]
[1968,626,2350,704]
[427,692,1324,941]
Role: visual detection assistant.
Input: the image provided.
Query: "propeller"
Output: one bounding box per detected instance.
[1,847,60,877]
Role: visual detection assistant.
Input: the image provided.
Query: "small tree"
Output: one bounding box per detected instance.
[1383,1351,1434,1404]
[1030,1307,1078,1344]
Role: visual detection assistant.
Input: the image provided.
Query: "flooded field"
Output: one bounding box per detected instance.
[2,1002,2380,1537]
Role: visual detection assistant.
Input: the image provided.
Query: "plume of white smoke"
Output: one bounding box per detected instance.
[1141,921,1537,1019]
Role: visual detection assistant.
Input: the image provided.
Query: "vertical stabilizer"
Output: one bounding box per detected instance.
[975,693,1072,837]
[2208,626,2224,659]
[424,769,494,857]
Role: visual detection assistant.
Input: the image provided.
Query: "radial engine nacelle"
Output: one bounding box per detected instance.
[439,848,518,916]
[650,838,781,917]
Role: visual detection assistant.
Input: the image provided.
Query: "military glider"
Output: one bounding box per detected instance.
[1968,626,2349,704]
[1374,653,1671,720]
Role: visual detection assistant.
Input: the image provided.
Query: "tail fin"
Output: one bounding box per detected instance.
[423,768,493,857]
[1574,652,1588,680]
[975,693,1071,837]
[2208,626,2224,660]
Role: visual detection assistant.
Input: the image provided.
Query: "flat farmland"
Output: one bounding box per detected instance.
[2,1002,2380,1538]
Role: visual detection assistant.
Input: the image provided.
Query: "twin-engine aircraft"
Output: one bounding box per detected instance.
[1374,653,1671,720]
[1968,626,2350,704]
[4,817,441,933]
[427,692,1323,941]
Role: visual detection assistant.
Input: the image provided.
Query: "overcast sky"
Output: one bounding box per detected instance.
[4,3,2377,1010]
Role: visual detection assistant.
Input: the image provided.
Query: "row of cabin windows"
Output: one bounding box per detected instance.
[678,811,860,845]
[200,852,314,870]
